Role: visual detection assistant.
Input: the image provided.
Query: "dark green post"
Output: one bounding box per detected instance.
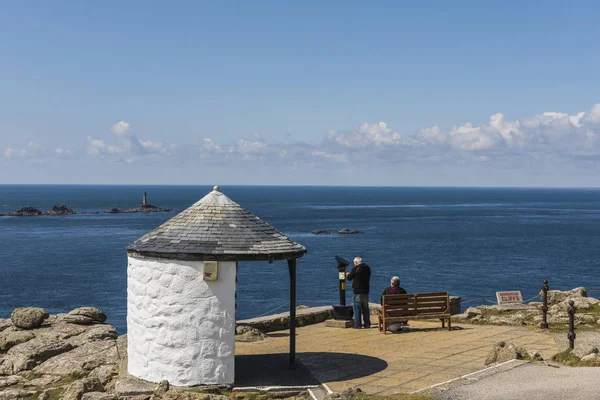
[288,258,296,369]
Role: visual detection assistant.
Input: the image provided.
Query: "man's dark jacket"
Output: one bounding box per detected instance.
[347,263,371,294]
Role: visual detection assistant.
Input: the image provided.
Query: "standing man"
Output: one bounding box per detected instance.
[346,257,371,329]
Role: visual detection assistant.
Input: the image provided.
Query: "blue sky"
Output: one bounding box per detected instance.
[2,1,600,186]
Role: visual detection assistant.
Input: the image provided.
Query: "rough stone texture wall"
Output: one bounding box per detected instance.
[127,257,236,386]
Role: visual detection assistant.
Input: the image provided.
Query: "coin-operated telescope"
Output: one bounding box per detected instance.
[333,255,353,320]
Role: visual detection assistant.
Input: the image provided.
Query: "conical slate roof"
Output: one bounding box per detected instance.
[127,186,307,262]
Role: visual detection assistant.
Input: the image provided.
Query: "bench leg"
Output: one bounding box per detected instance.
[448,317,452,331]
[441,318,445,329]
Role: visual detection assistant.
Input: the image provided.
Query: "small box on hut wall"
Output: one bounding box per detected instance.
[203,261,218,281]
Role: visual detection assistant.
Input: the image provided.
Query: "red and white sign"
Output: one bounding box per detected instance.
[496,291,523,304]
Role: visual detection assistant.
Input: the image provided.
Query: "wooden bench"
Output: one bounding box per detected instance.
[378,292,451,334]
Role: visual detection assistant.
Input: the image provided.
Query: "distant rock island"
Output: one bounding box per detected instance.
[103,192,171,213]
[46,203,76,216]
[7,206,43,216]
[6,203,75,217]
[103,203,172,214]
[338,228,361,234]
[1,192,172,217]
[312,228,362,235]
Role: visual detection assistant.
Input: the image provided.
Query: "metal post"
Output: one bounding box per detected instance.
[339,266,346,306]
[288,258,296,369]
[540,280,549,329]
[568,300,576,350]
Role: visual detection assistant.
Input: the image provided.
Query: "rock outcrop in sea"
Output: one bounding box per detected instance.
[46,203,76,215]
[311,228,362,235]
[7,207,44,216]
[338,228,361,234]
[103,204,171,214]
[6,203,76,216]
[2,196,171,217]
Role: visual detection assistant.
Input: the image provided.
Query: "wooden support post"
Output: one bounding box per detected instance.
[568,300,576,350]
[540,280,549,329]
[288,258,297,369]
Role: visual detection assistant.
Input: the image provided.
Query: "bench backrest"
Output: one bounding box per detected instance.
[382,292,449,317]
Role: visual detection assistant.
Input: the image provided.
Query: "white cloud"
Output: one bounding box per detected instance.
[139,139,176,155]
[489,113,521,145]
[111,121,131,136]
[85,121,179,161]
[5,103,600,175]
[235,139,269,155]
[87,136,122,156]
[585,104,600,124]
[325,122,402,149]
[201,138,222,151]
[54,148,73,157]
[448,123,498,151]
[3,147,27,159]
[311,150,349,163]
[181,103,600,168]
[2,142,72,162]
[416,125,446,146]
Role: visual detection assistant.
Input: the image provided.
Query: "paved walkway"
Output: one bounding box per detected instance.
[236,318,557,395]
[430,361,600,400]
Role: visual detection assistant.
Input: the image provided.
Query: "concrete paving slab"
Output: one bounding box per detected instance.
[324,319,354,328]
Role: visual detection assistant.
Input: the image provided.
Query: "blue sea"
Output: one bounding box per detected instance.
[1,185,600,334]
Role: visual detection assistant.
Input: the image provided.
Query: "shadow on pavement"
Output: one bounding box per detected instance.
[235,352,388,387]
[299,352,388,383]
[235,353,319,387]
[266,332,290,338]
[386,325,465,334]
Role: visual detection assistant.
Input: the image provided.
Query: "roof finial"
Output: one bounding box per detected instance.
[213,185,220,192]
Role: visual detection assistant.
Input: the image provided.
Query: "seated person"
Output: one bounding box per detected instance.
[380,276,408,332]
[380,276,407,304]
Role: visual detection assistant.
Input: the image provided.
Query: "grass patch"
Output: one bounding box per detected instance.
[182,391,434,400]
[186,388,220,394]
[576,303,600,315]
[552,348,582,366]
[236,393,264,400]
[23,388,64,400]
[356,392,436,400]
[478,308,508,317]
[551,348,600,367]
[185,389,269,400]
[185,391,294,400]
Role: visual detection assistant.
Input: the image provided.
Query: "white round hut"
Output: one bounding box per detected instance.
[126,186,306,386]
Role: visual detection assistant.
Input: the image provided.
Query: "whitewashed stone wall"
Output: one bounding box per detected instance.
[127,257,236,386]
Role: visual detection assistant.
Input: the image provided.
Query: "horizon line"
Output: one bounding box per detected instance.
[0,183,599,190]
